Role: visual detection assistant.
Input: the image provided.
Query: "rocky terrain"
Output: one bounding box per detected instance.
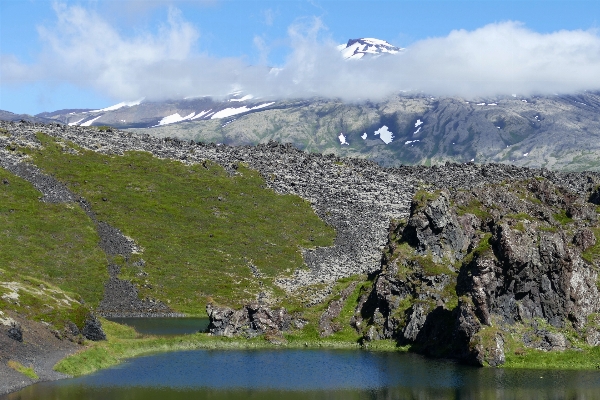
[355,179,600,366]
[2,119,600,381]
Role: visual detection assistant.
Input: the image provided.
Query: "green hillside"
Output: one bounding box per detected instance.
[9,132,335,315]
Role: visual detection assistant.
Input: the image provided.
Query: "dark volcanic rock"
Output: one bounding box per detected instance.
[82,314,106,341]
[360,179,600,366]
[7,323,23,342]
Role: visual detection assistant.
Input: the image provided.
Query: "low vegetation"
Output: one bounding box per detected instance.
[18,132,335,314]
[7,360,38,380]
[0,168,108,307]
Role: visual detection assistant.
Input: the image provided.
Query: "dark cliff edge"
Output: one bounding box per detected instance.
[355,179,600,366]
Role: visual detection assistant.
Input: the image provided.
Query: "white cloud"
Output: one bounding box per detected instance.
[2,5,600,104]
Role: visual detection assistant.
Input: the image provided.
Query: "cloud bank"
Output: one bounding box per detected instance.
[2,3,600,103]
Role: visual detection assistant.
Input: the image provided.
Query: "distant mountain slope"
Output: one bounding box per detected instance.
[0,110,57,124]
[3,38,599,171]
[127,92,600,171]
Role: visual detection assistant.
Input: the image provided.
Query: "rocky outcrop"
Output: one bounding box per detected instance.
[206,302,291,340]
[81,314,106,341]
[359,179,600,366]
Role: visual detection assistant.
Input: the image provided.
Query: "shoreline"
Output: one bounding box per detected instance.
[5,321,600,397]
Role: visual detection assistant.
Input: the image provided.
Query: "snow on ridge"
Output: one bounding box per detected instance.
[190,110,211,120]
[68,118,85,126]
[80,115,102,127]
[91,98,144,113]
[210,102,275,119]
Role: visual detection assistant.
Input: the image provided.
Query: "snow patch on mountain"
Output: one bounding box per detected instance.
[374,125,394,144]
[210,103,275,119]
[156,112,195,126]
[191,110,211,120]
[338,133,349,145]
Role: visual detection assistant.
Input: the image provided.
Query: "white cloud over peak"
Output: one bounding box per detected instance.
[2,4,600,104]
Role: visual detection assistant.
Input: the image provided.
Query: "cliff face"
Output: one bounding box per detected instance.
[358,179,600,366]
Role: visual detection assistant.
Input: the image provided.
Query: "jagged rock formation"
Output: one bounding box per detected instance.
[358,179,600,366]
[206,302,291,340]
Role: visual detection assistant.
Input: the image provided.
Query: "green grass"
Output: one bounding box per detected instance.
[7,360,38,380]
[0,168,108,306]
[504,346,600,369]
[582,228,600,264]
[553,209,574,225]
[25,133,336,314]
[412,189,442,211]
[456,198,491,219]
[0,269,93,331]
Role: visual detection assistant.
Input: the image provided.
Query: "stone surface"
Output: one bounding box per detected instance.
[359,179,600,366]
[206,302,291,338]
[81,314,106,341]
[7,323,22,342]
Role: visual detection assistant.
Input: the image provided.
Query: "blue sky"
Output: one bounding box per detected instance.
[1,0,600,114]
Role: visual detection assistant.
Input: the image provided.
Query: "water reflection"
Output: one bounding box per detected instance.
[5,349,600,400]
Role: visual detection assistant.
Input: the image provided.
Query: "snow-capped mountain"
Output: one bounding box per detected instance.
[338,38,404,60]
[29,38,403,129]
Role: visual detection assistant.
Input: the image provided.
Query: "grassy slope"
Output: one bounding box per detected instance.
[24,133,335,314]
[0,167,107,330]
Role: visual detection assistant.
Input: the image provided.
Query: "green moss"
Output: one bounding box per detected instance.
[413,189,441,211]
[0,270,92,331]
[504,346,600,369]
[582,228,600,264]
[553,210,574,225]
[456,198,491,219]
[513,221,526,232]
[414,254,451,276]
[460,233,492,268]
[25,133,336,314]
[506,212,531,221]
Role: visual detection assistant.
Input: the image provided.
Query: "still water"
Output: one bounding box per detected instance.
[5,349,600,400]
[106,317,209,336]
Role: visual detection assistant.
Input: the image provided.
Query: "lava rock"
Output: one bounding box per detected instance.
[82,314,106,341]
[7,323,23,342]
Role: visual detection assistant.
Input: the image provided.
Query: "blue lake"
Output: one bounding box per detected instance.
[5,349,600,399]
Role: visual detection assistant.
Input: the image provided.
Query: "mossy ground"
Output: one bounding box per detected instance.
[21,133,335,314]
[0,168,107,307]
